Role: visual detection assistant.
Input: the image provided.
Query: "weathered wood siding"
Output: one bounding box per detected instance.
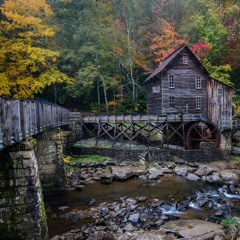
[0,97,69,149]
[147,48,208,116]
[207,79,233,127]
[147,76,162,114]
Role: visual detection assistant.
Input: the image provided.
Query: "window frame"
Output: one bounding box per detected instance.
[196,96,202,110]
[183,56,188,65]
[195,76,202,89]
[168,74,175,88]
[218,88,223,96]
[169,96,175,108]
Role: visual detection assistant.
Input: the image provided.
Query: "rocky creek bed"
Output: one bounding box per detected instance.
[46,157,240,240]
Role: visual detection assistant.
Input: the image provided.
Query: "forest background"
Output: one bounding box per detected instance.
[0,0,240,114]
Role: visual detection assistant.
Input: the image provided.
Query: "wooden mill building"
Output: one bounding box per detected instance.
[146,45,234,128]
[145,45,234,150]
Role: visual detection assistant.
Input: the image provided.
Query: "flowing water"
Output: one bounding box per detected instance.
[44,176,240,237]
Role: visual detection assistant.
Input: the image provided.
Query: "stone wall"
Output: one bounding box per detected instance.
[0,142,48,240]
[35,128,66,195]
[72,142,224,163]
[71,146,173,162]
[220,130,232,155]
[168,142,224,162]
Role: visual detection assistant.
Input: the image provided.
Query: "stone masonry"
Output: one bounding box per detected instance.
[35,128,67,195]
[0,141,48,240]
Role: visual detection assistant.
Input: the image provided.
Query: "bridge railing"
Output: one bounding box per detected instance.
[79,113,205,123]
[0,97,69,149]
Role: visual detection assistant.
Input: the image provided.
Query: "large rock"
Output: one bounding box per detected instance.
[115,230,166,240]
[186,173,200,181]
[100,168,113,184]
[195,165,215,176]
[160,220,224,240]
[173,166,188,176]
[112,166,146,180]
[203,172,223,184]
[220,170,239,185]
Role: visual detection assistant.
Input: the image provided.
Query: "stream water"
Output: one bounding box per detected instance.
[44,175,239,237]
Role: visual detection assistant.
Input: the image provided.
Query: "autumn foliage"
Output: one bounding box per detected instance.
[190,42,212,59]
[150,19,186,65]
[0,0,71,98]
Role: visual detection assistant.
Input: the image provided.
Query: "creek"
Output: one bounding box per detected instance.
[45,175,240,238]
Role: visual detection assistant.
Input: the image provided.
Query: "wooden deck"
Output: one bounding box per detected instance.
[79,113,206,123]
[0,97,69,150]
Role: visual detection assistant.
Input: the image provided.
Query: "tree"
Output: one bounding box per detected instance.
[150,18,186,65]
[0,0,72,98]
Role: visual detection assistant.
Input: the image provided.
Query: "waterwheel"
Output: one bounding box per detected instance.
[185,121,220,150]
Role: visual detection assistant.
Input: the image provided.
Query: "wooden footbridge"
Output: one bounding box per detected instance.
[0,97,69,150]
[1,95,238,151]
[70,112,225,150]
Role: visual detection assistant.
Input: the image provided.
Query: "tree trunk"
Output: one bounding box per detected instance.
[97,78,101,112]
[102,82,109,113]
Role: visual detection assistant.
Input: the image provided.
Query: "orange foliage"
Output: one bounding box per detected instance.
[150,19,186,64]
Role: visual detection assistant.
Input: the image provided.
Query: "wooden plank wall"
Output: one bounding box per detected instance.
[0,97,69,150]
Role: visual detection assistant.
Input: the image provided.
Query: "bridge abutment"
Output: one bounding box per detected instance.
[0,141,48,240]
[35,128,67,195]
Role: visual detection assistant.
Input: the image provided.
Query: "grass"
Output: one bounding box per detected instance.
[221,217,239,229]
[232,156,240,163]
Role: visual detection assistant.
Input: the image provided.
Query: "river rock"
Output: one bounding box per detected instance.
[75,185,85,191]
[128,213,140,223]
[195,165,215,176]
[173,166,188,176]
[123,222,134,232]
[119,230,166,240]
[58,206,69,211]
[203,172,223,184]
[148,167,164,176]
[164,161,176,169]
[219,170,239,185]
[112,166,145,180]
[160,220,224,240]
[101,168,113,184]
[186,173,200,181]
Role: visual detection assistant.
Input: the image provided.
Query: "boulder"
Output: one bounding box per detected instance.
[128,213,140,223]
[195,165,215,176]
[203,173,223,184]
[160,220,224,240]
[186,173,200,181]
[112,166,146,181]
[173,166,188,176]
[220,170,239,185]
[101,168,113,184]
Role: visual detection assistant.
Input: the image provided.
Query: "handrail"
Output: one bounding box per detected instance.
[0,97,69,149]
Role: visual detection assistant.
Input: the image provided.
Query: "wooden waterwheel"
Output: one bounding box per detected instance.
[185,121,220,150]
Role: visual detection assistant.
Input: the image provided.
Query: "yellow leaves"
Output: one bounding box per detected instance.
[233,102,240,118]
[0,0,72,98]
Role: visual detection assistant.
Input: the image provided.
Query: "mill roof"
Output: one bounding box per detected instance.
[145,45,234,89]
[145,45,209,82]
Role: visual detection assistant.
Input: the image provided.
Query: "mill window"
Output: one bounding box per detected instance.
[169,96,175,108]
[183,56,188,65]
[168,75,175,88]
[195,76,201,89]
[196,96,202,110]
[218,88,223,96]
